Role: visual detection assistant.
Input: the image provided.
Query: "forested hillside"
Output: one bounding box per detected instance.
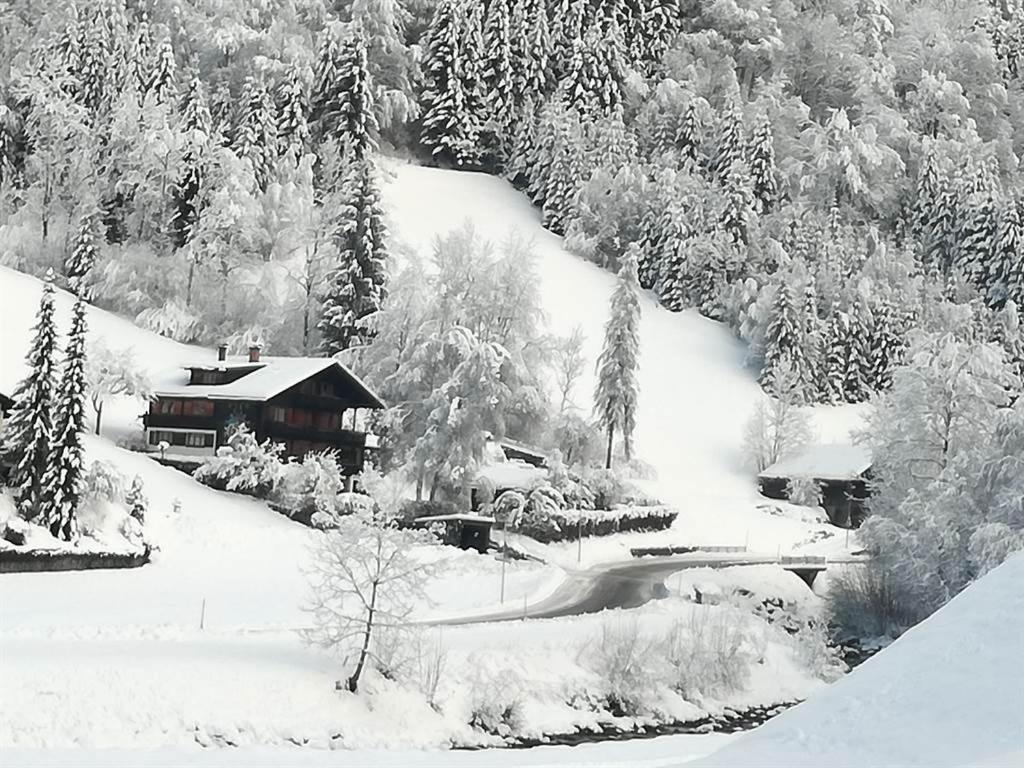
[1,0,1023,631]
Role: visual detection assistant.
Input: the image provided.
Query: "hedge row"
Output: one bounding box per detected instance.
[518,505,677,543]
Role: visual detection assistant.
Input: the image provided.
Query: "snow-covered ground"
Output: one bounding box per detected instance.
[694,553,1024,768]
[1,165,861,759]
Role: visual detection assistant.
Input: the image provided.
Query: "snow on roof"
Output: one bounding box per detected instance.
[152,356,385,408]
[499,438,547,460]
[759,443,872,481]
[476,460,548,490]
[415,514,496,524]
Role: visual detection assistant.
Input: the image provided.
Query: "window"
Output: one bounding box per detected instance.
[153,399,182,415]
[183,400,214,417]
[185,432,213,447]
[269,406,287,422]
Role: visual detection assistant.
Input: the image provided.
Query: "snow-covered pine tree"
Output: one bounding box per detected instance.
[719,160,754,245]
[419,0,482,167]
[712,96,745,182]
[644,0,683,70]
[170,76,212,249]
[347,0,417,131]
[126,474,147,524]
[335,31,379,160]
[312,22,344,142]
[39,297,88,541]
[65,209,98,299]
[276,64,310,165]
[480,0,516,164]
[146,35,177,105]
[558,20,625,116]
[675,95,702,170]
[514,0,551,106]
[317,156,388,354]
[539,103,585,233]
[868,300,904,392]
[840,295,874,402]
[761,280,812,399]
[594,245,641,468]
[1,282,58,518]
[748,112,778,214]
[129,13,154,93]
[233,75,278,191]
[820,310,846,404]
[986,193,1024,308]
[801,280,822,402]
[549,0,587,83]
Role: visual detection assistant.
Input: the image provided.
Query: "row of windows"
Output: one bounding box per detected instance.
[150,399,215,417]
[268,406,342,431]
[149,430,215,448]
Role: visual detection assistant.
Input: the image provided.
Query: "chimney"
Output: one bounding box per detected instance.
[248,345,261,363]
[217,344,228,362]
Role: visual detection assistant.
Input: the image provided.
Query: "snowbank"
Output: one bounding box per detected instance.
[693,553,1024,767]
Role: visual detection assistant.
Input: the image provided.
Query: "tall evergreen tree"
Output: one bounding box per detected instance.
[595,245,641,468]
[675,96,702,170]
[419,0,482,166]
[867,300,903,392]
[129,13,154,93]
[712,96,745,181]
[761,281,812,399]
[147,35,177,104]
[480,0,516,163]
[335,32,379,159]
[720,160,754,245]
[748,112,778,214]
[801,280,822,401]
[39,298,88,541]
[65,210,98,299]
[233,75,278,191]
[987,193,1024,308]
[276,65,310,164]
[559,21,625,116]
[1,282,58,518]
[170,76,212,249]
[347,0,417,131]
[318,156,389,354]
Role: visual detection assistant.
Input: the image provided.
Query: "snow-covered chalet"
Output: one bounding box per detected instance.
[144,345,385,474]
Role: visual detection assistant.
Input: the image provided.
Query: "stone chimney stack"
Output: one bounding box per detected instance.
[217,344,228,362]
[248,345,261,363]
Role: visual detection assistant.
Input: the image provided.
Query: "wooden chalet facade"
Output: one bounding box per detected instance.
[144,346,385,474]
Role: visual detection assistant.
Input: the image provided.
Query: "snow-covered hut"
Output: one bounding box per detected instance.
[758,444,872,528]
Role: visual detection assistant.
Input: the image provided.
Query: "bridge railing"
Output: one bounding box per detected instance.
[780,555,827,566]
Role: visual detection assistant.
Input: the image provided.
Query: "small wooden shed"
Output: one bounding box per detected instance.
[414,514,495,553]
[758,444,872,528]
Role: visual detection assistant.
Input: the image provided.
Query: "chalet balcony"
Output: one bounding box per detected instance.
[261,421,368,446]
[144,413,218,431]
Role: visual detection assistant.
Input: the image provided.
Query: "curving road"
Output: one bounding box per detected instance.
[436,553,789,625]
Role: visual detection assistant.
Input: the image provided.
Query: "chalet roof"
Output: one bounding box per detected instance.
[499,438,548,462]
[759,443,872,482]
[152,356,385,409]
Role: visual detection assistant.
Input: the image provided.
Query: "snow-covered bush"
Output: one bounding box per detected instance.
[82,461,127,504]
[787,476,823,508]
[512,504,678,543]
[786,618,846,682]
[194,424,283,499]
[405,630,449,711]
[583,618,665,716]
[273,451,349,528]
[664,609,752,700]
[467,666,525,737]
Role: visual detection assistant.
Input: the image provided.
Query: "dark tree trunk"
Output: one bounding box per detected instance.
[347,578,378,692]
[605,422,615,469]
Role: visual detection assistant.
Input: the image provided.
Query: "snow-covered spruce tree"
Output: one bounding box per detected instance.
[170,76,212,250]
[514,0,552,107]
[539,102,585,234]
[761,281,812,400]
[840,295,874,402]
[801,281,823,402]
[335,31,379,160]
[276,64,310,165]
[675,96,703,170]
[146,34,177,105]
[64,209,99,299]
[719,160,753,245]
[986,193,1024,308]
[1,282,58,518]
[39,298,88,541]
[594,246,641,468]
[126,474,147,524]
[317,155,388,355]
[128,13,154,93]
[820,310,847,404]
[712,96,745,182]
[233,75,278,191]
[748,112,778,215]
[558,21,625,116]
[480,0,516,164]
[867,300,904,392]
[419,0,482,167]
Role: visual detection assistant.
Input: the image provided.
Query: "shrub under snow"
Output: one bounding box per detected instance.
[193,424,283,499]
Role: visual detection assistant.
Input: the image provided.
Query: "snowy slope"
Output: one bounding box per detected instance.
[381,162,865,550]
[693,553,1024,767]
